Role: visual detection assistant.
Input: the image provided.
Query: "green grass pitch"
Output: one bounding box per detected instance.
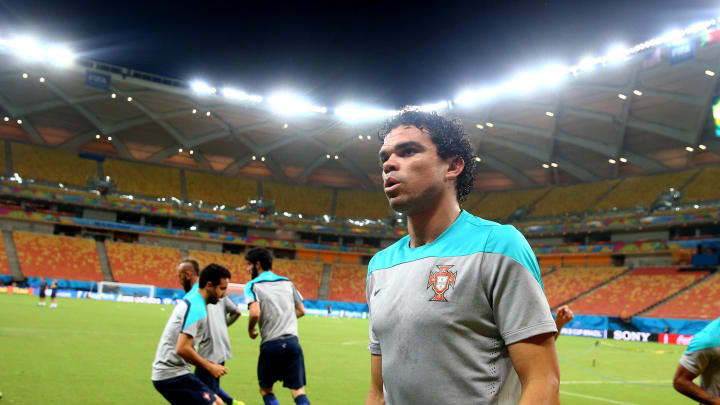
[0,294,697,404]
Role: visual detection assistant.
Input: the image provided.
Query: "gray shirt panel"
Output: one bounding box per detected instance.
[197,296,238,363]
[680,346,720,399]
[367,252,556,405]
[151,301,209,381]
[253,279,303,344]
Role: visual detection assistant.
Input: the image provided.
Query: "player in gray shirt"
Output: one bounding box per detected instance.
[244,247,310,405]
[367,111,559,405]
[674,317,720,404]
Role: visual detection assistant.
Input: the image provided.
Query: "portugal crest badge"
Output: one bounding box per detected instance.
[427,265,457,302]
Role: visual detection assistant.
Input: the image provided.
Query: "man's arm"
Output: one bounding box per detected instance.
[295,301,305,319]
[508,332,560,405]
[224,297,241,326]
[673,364,720,404]
[176,333,227,378]
[248,301,260,339]
[365,354,384,405]
[226,309,241,326]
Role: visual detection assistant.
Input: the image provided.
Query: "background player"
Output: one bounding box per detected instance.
[366,110,559,404]
[36,277,47,307]
[49,280,58,308]
[244,247,310,405]
[554,305,574,339]
[673,317,720,404]
[177,259,244,405]
[152,264,231,405]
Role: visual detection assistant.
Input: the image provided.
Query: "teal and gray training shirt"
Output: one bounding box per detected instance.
[679,317,720,400]
[366,210,557,405]
[151,289,209,381]
[245,270,304,344]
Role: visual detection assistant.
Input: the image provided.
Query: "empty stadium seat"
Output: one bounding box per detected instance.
[531,180,619,218]
[570,267,706,317]
[0,234,10,275]
[542,267,627,308]
[328,263,366,303]
[105,241,181,288]
[335,190,390,220]
[188,250,249,284]
[185,171,258,207]
[262,182,333,217]
[272,258,323,300]
[593,170,698,212]
[12,143,97,187]
[644,273,720,320]
[14,231,103,281]
[680,166,720,204]
[103,159,182,198]
[468,188,549,221]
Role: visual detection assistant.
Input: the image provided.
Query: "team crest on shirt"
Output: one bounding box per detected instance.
[203,392,211,401]
[427,265,457,302]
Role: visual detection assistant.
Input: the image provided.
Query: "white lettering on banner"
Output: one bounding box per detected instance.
[613,330,651,342]
[560,328,606,338]
[677,335,693,345]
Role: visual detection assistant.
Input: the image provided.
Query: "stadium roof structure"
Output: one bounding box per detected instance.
[1,33,720,192]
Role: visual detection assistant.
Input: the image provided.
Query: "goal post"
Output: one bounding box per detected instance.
[97,281,156,298]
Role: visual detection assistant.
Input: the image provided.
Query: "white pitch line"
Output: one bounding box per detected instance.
[562,380,670,385]
[560,390,639,405]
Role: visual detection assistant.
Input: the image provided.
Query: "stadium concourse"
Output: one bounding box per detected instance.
[1,13,720,363]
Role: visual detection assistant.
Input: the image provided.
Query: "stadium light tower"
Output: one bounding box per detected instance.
[268,92,326,115]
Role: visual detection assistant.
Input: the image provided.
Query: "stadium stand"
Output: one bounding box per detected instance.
[334,190,390,219]
[185,171,258,207]
[105,241,181,288]
[262,182,333,217]
[13,231,103,281]
[644,273,720,320]
[530,180,620,218]
[0,234,10,275]
[272,258,323,299]
[542,267,627,308]
[570,267,706,317]
[468,187,549,221]
[679,166,720,204]
[103,159,182,198]
[592,170,698,212]
[12,143,96,187]
[188,250,249,284]
[327,263,366,303]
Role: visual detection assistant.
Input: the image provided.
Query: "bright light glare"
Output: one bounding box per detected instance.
[454,88,497,106]
[268,93,326,115]
[222,87,263,103]
[190,80,216,95]
[9,37,44,61]
[501,73,540,93]
[47,46,75,67]
[413,100,450,112]
[539,65,569,86]
[605,46,629,63]
[335,104,396,121]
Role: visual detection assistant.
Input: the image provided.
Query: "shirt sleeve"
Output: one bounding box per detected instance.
[223,296,238,314]
[367,271,381,355]
[482,225,557,345]
[292,284,304,305]
[244,282,257,303]
[680,349,712,375]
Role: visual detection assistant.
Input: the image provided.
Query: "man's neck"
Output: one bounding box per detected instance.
[198,288,209,304]
[406,194,461,248]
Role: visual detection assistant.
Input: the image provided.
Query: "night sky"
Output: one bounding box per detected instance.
[1,0,718,108]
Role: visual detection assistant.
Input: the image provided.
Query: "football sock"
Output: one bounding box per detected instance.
[262,393,279,405]
[217,387,233,405]
[294,394,310,405]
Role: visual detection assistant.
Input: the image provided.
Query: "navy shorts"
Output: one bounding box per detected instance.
[258,336,306,389]
[153,373,216,405]
[194,362,221,394]
[39,288,46,298]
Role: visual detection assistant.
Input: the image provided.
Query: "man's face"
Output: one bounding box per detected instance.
[176,263,195,292]
[205,278,229,305]
[379,125,452,214]
[246,261,260,280]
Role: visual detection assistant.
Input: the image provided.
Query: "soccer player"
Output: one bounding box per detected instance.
[177,259,244,405]
[554,305,574,340]
[37,277,47,307]
[244,247,310,405]
[152,264,231,405]
[673,317,720,404]
[366,111,560,405]
[49,280,58,308]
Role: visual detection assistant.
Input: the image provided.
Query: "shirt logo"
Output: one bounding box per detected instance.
[203,392,211,401]
[427,265,457,302]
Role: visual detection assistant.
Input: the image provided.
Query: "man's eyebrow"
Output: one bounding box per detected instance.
[378,141,424,159]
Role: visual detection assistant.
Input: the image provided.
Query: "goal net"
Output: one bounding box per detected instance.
[98,281,156,298]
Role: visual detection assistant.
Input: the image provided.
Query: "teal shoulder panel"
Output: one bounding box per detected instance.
[182,290,207,329]
[686,318,720,354]
[484,224,544,289]
[182,282,198,299]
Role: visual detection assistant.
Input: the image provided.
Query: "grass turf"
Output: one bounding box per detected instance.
[0,294,696,404]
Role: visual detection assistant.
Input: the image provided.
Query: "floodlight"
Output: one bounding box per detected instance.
[47,46,75,67]
[190,80,216,95]
[268,93,326,115]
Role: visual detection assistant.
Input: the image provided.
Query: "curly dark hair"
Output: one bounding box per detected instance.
[378,110,476,203]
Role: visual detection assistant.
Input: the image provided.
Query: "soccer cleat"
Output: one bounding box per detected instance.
[232,400,245,405]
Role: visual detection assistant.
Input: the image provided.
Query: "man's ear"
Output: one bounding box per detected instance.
[446,156,465,181]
